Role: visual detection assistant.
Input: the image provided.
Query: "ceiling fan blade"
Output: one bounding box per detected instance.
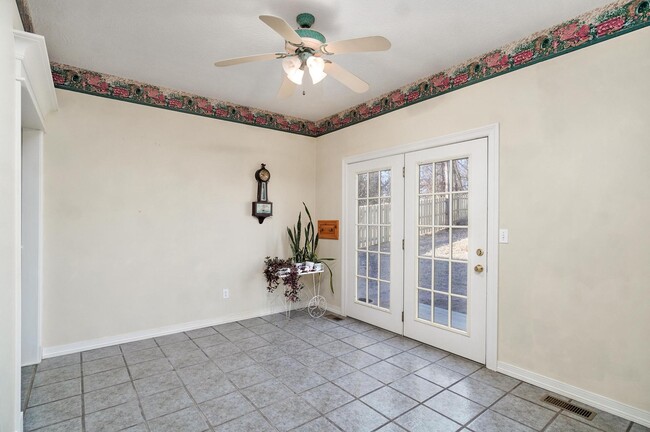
[277,75,296,99]
[321,36,391,55]
[214,53,284,67]
[259,15,303,46]
[323,62,369,93]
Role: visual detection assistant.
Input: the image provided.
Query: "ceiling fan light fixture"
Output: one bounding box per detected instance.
[282,56,300,74]
[307,56,327,84]
[287,68,304,85]
[309,68,327,85]
[214,13,391,95]
[282,56,304,85]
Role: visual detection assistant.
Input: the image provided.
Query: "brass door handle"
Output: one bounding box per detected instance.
[474,264,484,273]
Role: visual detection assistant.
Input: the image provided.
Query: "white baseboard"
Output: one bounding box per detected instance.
[42,302,310,359]
[16,411,23,432]
[325,304,344,316]
[497,361,650,428]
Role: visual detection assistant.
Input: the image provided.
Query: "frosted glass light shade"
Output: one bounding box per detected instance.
[287,69,304,85]
[282,57,301,74]
[282,57,304,85]
[307,56,327,84]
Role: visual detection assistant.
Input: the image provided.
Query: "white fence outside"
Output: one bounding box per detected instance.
[358,195,468,249]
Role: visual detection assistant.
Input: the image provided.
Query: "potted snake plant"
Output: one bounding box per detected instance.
[287,203,335,293]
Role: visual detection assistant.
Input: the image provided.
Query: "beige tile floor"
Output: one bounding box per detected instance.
[21,309,648,432]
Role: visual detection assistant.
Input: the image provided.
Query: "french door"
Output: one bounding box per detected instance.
[345,155,404,333]
[345,138,488,363]
[404,138,487,363]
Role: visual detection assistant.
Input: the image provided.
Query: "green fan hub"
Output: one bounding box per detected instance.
[296,13,315,28]
[296,28,326,44]
[295,13,325,43]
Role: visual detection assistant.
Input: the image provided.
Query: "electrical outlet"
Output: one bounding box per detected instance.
[223,289,229,299]
[499,229,509,244]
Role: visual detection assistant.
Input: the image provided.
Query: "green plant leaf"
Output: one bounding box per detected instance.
[303,202,312,221]
[319,260,335,294]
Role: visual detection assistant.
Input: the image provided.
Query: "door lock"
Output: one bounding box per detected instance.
[474,264,484,273]
[476,248,484,256]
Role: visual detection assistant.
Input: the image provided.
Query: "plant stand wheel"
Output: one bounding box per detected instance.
[307,295,327,318]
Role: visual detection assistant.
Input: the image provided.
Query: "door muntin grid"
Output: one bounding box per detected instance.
[416,158,470,333]
[356,169,391,310]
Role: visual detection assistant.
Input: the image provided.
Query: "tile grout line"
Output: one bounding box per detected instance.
[505,381,561,432]
[243,316,309,430]
[238,312,348,431]
[540,409,563,432]
[26,313,642,432]
[302,317,449,430]
[27,319,489,431]
[565,398,631,432]
[80,356,86,432]
[23,365,37,412]
[312,339,445,431]
[453,377,558,431]
[219,318,314,431]
[173,329,242,432]
[121,342,151,432]
[148,322,277,430]
[243,314,308,431]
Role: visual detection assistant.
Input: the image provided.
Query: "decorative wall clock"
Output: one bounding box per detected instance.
[252,164,273,224]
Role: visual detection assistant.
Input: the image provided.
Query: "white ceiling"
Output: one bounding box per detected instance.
[29,0,613,121]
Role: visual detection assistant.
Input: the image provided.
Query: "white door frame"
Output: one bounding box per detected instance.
[13,30,58,430]
[341,124,500,370]
[21,128,44,367]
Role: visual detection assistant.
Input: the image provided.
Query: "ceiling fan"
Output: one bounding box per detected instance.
[214,13,391,98]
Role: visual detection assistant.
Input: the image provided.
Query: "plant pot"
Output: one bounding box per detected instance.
[313,263,324,271]
[305,261,315,271]
[294,262,305,272]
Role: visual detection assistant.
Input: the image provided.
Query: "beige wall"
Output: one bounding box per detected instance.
[40,26,648,415]
[43,90,316,347]
[315,28,650,411]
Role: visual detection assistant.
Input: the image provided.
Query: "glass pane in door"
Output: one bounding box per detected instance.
[416,158,470,332]
[356,169,392,310]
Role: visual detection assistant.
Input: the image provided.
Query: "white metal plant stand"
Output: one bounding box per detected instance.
[278,268,327,318]
[303,269,327,318]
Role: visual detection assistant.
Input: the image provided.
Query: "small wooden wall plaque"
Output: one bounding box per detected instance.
[318,220,339,240]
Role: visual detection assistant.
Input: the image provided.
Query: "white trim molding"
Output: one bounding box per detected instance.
[16,412,23,432]
[498,361,650,428]
[43,302,311,359]
[13,77,23,432]
[13,31,56,429]
[14,30,58,131]
[340,123,500,369]
[20,129,44,367]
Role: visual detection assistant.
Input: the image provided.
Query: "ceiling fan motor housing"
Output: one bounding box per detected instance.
[296,29,326,44]
[294,13,326,47]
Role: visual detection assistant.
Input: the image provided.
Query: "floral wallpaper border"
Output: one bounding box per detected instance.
[51,0,649,137]
[50,62,320,136]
